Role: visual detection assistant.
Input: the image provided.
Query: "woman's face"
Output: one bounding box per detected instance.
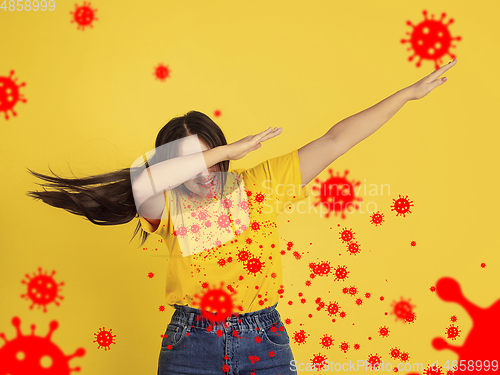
[178,137,219,197]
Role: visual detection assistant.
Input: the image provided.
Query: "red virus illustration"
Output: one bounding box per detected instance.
[480,262,486,268]
[432,277,500,372]
[367,353,382,369]
[370,211,385,226]
[391,297,416,322]
[0,70,27,120]
[311,261,332,276]
[320,334,334,349]
[237,249,250,262]
[153,64,171,81]
[21,267,64,313]
[354,343,360,350]
[450,315,458,323]
[0,317,85,373]
[410,240,417,247]
[312,169,362,219]
[346,241,361,256]
[333,265,350,281]
[378,326,390,338]
[405,311,417,324]
[93,327,116,351]
[192,281,242,323]
[292,330,309,345]
[147,272,154,279]
[445,324,461,340]
[355,298,363,306]
[326,301,341,317]
[401,10,461,70]
[423,363,444,375]
[339,341,349,353]
[400,351,410,362]
[339,227,355,243]
[70,2,98,31]
[390,194,414,217]
[244,256,265,276]
[348,286,358,296]
[254,193,265,203]
[311,353,328,371]
[390,347,401,359]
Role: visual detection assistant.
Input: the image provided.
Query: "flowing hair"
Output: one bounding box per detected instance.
[25,110,229,248]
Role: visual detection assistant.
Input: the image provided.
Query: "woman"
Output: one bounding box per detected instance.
[26,59,456,375]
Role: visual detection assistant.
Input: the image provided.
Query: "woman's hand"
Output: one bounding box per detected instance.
[225,127,282,160]
[406,58,457,100]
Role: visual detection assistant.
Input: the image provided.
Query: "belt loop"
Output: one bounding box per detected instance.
[254,315,265,332]
[186,312,195,333]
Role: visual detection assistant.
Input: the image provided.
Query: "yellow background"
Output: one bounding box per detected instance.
[1,0,499,373]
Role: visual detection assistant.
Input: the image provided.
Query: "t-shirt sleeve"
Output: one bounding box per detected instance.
[240,149,308,212]
[138,190,170,237]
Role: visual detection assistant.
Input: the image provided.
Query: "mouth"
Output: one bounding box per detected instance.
[194,175,215,188]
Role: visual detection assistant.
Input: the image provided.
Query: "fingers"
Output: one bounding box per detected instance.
[253,127,282,142]
[427,58,457,82]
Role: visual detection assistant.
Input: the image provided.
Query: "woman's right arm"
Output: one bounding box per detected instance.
[132,146,228,211]
[132,127,282,215]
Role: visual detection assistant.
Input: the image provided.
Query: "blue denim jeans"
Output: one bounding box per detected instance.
[157,302,297,375]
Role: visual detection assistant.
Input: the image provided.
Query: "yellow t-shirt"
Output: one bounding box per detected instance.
[138,149,308,313]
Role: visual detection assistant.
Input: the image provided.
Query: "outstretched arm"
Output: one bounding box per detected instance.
[297,58,458,187]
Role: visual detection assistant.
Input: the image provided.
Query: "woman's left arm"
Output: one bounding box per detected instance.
[297,58,458,187]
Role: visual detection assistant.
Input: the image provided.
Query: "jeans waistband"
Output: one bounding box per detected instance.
[171,302,280,331]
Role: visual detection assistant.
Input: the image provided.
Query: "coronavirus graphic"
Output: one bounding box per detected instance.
[391,297,416,322]
[192,281,242,323]
[346,241,361,256]
[432,277,500,373]
[70,2,98,31]
[445,324,461,340]
[339,227,355,243]
[312,169,362,219]
[320,334,334,349]
[153,64,171,81]
[378,326,390,338]
[292,330,309,345]
[367,353,382,369]
[0,70,27,120]
[390,347,401,359]
[0,317,85,374]
[245,256,265,276]
[370,211,385,226]
[93,327,116,351]
[390,195,414,217]
[339,341,349,353]
[333,265,350,281]
[21,267,64,313]
[325,301,341,317]
[311,353,328,370]
[401,10,461,70]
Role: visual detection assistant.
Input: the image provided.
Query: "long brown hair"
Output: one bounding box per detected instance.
[26,110,229,248]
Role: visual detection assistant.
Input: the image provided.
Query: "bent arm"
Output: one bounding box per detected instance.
[298,87,411,186]
[132,145,228,210]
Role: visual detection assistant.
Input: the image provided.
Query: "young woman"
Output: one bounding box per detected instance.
[26,59,456,375]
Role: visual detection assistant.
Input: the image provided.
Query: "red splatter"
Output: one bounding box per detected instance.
[0,317,85,373]
[432,277,500,373]
[401,10,461,70]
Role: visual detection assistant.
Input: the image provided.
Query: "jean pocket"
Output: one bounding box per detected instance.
[161,322,186,350]
[261,320,290,347]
